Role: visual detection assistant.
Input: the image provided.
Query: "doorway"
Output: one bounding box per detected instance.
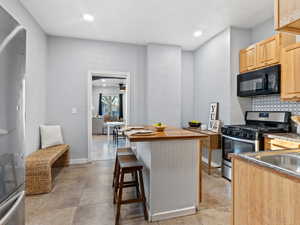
[87,71,130,161]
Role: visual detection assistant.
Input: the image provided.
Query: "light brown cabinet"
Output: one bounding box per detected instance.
[281,43,300,101]
[239,49,248,73]
[275,0,300,34]
[257,35,280,67]
[264,137,300,150]
[239,33,295,74]
[239,44,257,73]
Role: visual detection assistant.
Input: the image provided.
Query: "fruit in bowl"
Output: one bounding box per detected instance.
[189,120,201,128]
[153,122,166,132]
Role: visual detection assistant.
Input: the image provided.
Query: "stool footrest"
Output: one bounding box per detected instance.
[121,198,145,205]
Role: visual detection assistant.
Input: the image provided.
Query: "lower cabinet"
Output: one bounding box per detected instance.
[264,137,300,150]
[232,157,300,225]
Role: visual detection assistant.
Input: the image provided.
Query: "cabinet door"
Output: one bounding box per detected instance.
[278,0,300,28]
[239,49,248,73]
[246,45,257,71]
[257,35,280,67]
[275,0,300,33]
[281,44,300,100]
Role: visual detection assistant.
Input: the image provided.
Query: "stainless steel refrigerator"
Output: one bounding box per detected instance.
[0,5,26,225]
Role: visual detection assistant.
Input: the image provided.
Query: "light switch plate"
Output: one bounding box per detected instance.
[72,107,78,114]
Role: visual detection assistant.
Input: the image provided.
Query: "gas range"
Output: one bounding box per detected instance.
[221,124,289,141]
[221,111,291,181]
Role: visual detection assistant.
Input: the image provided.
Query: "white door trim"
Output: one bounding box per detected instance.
[87,70,131,162]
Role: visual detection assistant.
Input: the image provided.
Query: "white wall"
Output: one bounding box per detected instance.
[194,29,231,125]
[181,51,194,127]
[46,36,146,160]
[146,44,182,127]
[0,0,47,156]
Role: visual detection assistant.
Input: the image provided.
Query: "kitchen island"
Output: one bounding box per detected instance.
[231,149,300,225]
[127,127,208,222]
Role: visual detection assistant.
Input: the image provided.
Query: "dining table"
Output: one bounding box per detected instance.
[105,121,125,141]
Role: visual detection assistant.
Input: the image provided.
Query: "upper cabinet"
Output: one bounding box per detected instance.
[281,43,300,101]
[239,45,257,73]
[239,33,296,74]
[257,35,280,67]
[275,0,300,33]
[239,49,248,73]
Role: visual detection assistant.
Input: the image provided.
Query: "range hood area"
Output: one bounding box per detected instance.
[237,65,280,97]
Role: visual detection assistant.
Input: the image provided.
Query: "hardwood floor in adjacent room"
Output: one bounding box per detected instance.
[25,160,231,225]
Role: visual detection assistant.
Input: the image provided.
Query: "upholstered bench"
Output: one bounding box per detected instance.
[25,144,70,195]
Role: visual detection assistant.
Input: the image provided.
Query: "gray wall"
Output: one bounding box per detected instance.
[230,28,252,124]
[47,36,147,160]
[146,44,182,127]
[181,51,194,127]
[251,18,300,116]
[194,29,231,125]
[193,27,254,126]
[251,18,275,44]
[0,0,47,156]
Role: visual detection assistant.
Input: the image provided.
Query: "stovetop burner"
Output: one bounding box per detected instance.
[221,111,291,141]
[225,125,286,133]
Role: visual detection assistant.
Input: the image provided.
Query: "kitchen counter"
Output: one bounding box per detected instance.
[264,132,300,143]
[232,149,300,179]
[128,126,207,222]
[127,126,207,142]
[231,149,300,225]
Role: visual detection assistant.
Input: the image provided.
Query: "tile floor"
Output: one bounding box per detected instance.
[25,160,232,225]
[91,135,127,161]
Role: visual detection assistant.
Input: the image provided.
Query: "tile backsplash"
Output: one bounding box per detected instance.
[252,95,300,115]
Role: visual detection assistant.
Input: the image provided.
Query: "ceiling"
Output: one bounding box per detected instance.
[20,0,274,50]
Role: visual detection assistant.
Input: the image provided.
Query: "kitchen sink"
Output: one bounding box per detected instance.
[254,153,300,174]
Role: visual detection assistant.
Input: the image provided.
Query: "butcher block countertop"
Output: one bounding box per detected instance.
[126,126,208,142]
[264,132,300,143]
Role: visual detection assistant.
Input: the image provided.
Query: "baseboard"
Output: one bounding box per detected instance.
[150,206,196,222]
[69,158,89,165]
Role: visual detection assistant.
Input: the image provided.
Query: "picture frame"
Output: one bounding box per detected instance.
[210,120,221,133]
[208,102,219,130]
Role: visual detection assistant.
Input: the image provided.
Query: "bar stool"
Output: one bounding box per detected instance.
[114,154,148,225]
[112,147,134,188]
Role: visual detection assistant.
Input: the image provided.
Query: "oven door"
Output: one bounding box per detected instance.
[222,135,256,162]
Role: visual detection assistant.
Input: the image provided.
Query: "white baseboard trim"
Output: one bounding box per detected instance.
[69,158,89,165]
[150,206,196,222]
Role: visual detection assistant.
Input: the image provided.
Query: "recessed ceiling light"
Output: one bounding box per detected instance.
[83,14,94,22]
[194,30,203,37]
[102,79,106,82]
[102,84,107,87]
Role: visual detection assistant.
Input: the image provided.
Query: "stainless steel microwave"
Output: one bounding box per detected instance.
[237,65,280,97]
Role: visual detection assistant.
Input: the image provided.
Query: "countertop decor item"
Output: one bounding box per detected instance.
[189,120,201,128]
[153,122,166,132]
[208,102,219,130]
